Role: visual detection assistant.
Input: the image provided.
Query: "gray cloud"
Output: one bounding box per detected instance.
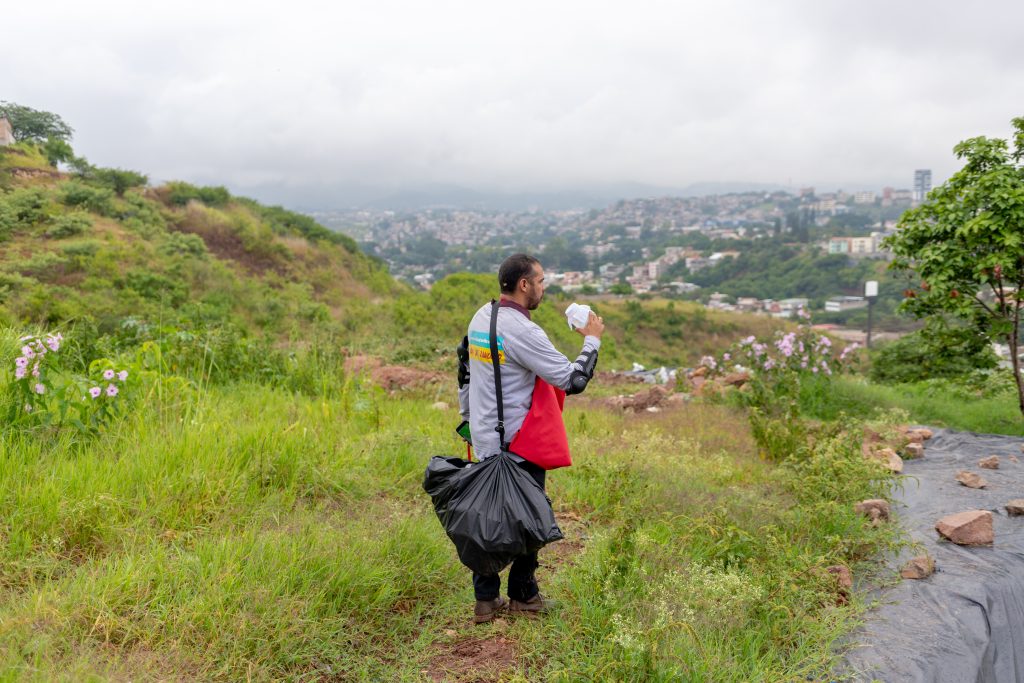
[4,0,1024,206]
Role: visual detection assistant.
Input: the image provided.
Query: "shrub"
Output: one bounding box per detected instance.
[59,181,114,216]
[44,212,92,239]
[160,231,208,258]
[92,167,148,196]
[0,187,48,238]
[869,324,997,384]
[166,182,231,207]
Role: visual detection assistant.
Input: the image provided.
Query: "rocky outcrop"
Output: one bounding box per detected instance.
[955,471,988,489]
[900,556,935,580]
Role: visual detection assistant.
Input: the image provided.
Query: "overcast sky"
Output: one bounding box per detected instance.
[5,0,1024,207]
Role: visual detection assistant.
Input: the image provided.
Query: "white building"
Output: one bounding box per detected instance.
[0,117,14,146]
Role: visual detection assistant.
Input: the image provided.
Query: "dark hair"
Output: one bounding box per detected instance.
[498,253,540,294]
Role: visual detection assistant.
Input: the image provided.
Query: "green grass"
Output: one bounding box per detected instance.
[0,374,897,681]
[799,374,1024,436]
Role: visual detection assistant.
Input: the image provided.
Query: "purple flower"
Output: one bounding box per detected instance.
[89,387,102,399]
[15,357,28,368]
[700,356,717,369]
[763,359,775,370]
[811,366,819,373]
[15,367,27,380]
[31,364,40,378]
[21,346,35,359]
[45,337,60,352]
[103,369,115,380]
[33,383,45,394]
[723,353,731,361]
[741,335,756,345]
[106,384,118,397]
[117,370,129,381]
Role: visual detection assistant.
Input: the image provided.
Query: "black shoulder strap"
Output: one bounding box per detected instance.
[489,300,508,451]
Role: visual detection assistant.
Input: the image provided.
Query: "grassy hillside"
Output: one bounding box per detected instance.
[1,142,788,377]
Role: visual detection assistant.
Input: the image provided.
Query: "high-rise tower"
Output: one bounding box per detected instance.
[913,169,932,204]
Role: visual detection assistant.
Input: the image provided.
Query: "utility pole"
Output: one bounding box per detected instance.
[865,280,878,348]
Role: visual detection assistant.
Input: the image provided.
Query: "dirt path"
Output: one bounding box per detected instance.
[423,511,591,682]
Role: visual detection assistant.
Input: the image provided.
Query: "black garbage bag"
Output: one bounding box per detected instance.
[423,452,563,576]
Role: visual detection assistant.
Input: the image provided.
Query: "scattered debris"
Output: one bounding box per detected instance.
[955,471,988,489]
[900,556,935,580]
[979,455,1000,469]
[854,499,890,522]
[935,510,994,545]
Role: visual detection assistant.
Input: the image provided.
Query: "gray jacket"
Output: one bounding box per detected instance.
[459,301,600,459]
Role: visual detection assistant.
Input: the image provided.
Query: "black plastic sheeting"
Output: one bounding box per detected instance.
[841,428,1024,683]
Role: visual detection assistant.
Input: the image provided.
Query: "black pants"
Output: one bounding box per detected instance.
[472,458,546,602]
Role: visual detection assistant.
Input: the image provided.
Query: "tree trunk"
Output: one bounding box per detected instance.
[1012,305,1024,417]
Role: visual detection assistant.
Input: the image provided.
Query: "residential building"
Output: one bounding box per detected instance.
[825,296,868,312]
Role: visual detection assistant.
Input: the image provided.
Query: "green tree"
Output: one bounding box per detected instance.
[93,168,148,196]
[885,116,1024,415]
[41,136,74,167]
[0,102,74,143]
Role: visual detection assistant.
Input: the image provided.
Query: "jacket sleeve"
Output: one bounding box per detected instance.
[508,323,601,395]
[457,335,470,420]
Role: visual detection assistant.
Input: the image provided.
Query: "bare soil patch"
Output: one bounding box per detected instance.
[426,635,517,682]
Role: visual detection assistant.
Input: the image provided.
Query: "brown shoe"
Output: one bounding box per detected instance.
[473,596,508,624]
[508,593,555,616]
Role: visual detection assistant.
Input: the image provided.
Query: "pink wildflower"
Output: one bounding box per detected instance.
[723,353,731,361]
[103,369,115,380]
[106,384,118,397]
[34,383,45,394]
[21,346,34,359]
[117,370,129,381]
[89,387,102,399]
[15,367,27,380]
[15,357,28,368]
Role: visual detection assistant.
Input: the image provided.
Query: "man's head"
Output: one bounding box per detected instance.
[498,253,545,310]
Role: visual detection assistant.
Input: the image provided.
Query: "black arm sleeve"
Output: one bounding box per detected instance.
[457,335,470,388]
[565,347,599,395]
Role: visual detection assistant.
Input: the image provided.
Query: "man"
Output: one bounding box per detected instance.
[457,253,605,623]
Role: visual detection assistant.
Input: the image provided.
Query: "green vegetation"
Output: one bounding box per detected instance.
[886,115,1024,415]
[4,108,1024,680]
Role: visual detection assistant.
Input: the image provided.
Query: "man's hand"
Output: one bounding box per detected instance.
[577,311,605,338]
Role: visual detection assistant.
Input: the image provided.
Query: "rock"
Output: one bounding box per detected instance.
[903,442,925,459]
[431,401,449,411]
[854,499,890,522]
[902,426,934,443]
[666,393,689,404]
[869,447,903,474]
[826,565,853,605]
[935,510,994,545]
[1010,455,1020,463]
[1005,499,1024,516]
[690,376,707,391]
[645,406,661,413]
[690,366,708,378]
[900,556,935,580]
[955,470,988,489]
[979,455,999,469]
[722,371,751,387]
